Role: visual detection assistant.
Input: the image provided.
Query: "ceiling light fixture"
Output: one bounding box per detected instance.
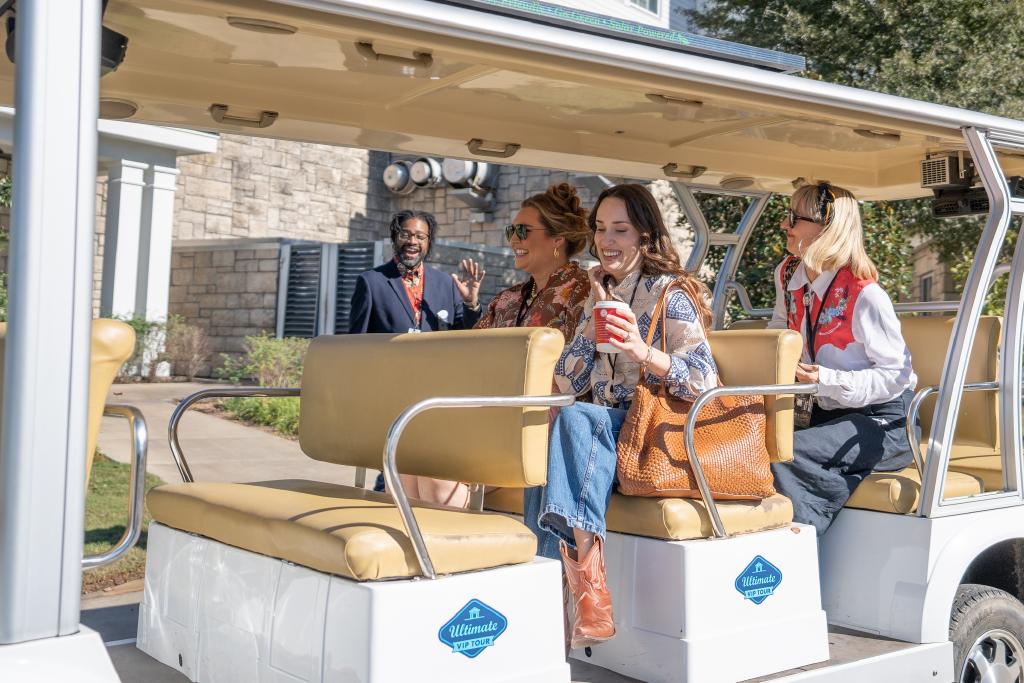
[99,98,138,120]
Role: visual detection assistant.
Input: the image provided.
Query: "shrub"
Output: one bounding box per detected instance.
[216,333,309,387]
[115,316,165,379]
[163,315,211,380]
[222,395,300,436]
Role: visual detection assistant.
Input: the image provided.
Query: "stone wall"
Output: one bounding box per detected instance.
[169,239,283,377]
[172,135,393,244]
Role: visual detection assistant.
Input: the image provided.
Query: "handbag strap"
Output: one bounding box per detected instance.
[642,275,717,394]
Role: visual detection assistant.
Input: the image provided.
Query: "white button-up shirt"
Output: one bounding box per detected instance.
[768,260,916,410]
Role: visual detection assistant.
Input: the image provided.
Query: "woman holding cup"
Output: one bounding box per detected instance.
[523,184,719,650]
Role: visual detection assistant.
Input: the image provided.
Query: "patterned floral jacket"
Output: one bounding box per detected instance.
[474,261,590,341]
[554,270,719,408]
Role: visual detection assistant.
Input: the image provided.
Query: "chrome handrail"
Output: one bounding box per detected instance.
[684,383,818,539]
[82,404,149,571]
[907,380,1000,516]
[384,393,576,579]
[168,387,301,482]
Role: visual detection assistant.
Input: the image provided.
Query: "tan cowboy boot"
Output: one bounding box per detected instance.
[560,537,615,650]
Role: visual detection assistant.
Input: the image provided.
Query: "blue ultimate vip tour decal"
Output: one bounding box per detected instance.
[438,599,508,658]
[735,555,783,604]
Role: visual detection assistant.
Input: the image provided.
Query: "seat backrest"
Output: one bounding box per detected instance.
[299,327,565,487]
[726,319,771,331]
[707,328,802,463]
[0,319,136,488]
[899,315,1001,454]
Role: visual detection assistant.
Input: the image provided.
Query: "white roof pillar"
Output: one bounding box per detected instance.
[136,164,180,322]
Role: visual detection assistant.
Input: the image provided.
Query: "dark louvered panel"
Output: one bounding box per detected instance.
[335,243,377,333]
[282,245,322,338]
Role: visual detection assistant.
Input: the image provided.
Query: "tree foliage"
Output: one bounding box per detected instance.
[688,1,1024,312]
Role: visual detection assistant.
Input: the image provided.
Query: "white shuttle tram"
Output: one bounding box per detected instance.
[2,1,1024,682]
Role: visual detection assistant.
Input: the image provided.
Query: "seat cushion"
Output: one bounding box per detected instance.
[484,488,794,541]
[950,455,1003,491]
[148,480,537,581]
[845,467,984,514]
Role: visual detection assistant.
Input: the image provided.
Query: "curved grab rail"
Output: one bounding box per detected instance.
[82,404,149,571]
[906,380,999,516]
[384,393,576,579]
[683,383,818,539]
[168,387,300,483]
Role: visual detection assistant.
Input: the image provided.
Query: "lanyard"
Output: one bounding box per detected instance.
[803,272,839,363]
[515,279,538,327]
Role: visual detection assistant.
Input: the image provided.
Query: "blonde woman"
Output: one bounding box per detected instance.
[768,182,917,535]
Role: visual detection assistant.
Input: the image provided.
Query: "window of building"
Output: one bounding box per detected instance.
[628,0,660,15]
[920,274,933,302]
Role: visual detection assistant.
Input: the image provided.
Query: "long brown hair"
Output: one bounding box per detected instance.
[589,183,711,321]
[522,182,590,257]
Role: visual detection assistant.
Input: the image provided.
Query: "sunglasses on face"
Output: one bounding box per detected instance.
[786,183,836,228]
[504,223,534,242]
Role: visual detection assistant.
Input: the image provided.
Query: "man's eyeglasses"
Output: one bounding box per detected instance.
[504,223,534,242]
[397,230,429,243]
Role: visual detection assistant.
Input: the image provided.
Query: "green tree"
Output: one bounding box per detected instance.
[688,1,1024,311]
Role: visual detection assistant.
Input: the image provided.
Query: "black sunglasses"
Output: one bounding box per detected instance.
[504,223,534,242]
[787,183,836,227]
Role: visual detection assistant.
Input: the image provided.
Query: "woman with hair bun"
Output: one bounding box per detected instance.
[768,182,917,535]
[398,183,592,508]
[466,182,592,335]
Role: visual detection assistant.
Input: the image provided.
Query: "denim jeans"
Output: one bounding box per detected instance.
[524,402,626,560]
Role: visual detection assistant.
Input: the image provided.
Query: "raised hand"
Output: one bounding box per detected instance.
[452,258,485,307]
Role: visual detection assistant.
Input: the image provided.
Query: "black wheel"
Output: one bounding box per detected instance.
[951,584,1024,683]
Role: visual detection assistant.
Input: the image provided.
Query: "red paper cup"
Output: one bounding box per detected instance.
[594,300,630,353]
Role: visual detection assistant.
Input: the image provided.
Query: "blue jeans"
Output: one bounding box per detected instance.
[524,402,626,560]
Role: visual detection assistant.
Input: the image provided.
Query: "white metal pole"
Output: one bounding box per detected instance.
[0,0,101,642]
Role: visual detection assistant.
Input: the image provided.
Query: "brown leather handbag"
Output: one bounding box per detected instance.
[615,278,776,500]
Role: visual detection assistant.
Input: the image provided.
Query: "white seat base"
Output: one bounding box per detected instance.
[138,523,569,683]
[0,626,119,683]
[576,524,829,683]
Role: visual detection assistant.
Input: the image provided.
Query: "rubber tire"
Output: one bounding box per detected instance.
[950,583,1024,682]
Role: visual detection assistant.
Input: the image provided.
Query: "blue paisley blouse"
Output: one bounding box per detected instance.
[553,271,719,407]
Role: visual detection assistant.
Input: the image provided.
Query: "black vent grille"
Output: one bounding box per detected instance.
[281,244,322,338]
[335,243,378,333]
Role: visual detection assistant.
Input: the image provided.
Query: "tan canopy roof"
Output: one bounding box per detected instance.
[4,0,1023,199]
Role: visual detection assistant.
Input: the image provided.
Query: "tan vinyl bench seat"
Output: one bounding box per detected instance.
[845,468,984,514]
[731,315,1002,513]
[485,487,794,541]
[149,480,537,581]
[146,328,565,580]
[487,328,803,540]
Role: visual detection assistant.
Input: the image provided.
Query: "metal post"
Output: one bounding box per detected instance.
[919,127,1014,517]
[672,182,710,272]
[0,0,101,642]
[709,193,771,329]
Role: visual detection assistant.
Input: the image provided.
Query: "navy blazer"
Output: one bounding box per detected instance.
[348,260,481,333]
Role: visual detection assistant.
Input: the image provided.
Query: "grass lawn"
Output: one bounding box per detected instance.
[82,452,165,595]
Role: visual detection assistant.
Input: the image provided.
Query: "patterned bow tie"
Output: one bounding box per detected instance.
[400,265,421,287]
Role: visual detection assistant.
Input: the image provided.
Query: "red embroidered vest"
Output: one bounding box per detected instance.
[779,256,874,357]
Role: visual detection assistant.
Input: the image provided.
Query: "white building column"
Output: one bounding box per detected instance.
[137,164,179,321]
[136,164,179,376]
[99,159,147,319]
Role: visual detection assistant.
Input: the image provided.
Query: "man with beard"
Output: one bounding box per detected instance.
[348,209,483,334]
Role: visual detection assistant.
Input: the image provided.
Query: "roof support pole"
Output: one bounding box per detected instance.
[919,127,1016,517]
[709,193,770,329]
[0,0,101,642]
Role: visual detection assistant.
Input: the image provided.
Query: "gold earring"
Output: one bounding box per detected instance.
[553,248,559,257]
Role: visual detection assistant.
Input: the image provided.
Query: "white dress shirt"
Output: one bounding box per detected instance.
[768,260,916,410]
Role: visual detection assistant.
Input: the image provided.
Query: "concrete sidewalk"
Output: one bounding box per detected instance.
[97,381,369,486]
